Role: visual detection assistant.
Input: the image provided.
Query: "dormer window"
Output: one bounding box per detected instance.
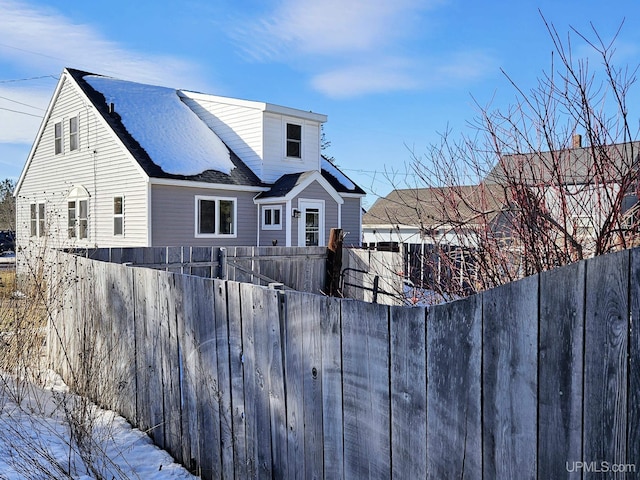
[286,123,302,158]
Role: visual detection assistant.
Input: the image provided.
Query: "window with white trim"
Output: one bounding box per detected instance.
[196,196,236,237]
[286,123,302,158]
[113,196,124,236]
[68,199,88,239]
[69,116,79,151]
[262,206,282,230]
[54,122,63,155]
[67,186,90,240]
[30,202,46,237]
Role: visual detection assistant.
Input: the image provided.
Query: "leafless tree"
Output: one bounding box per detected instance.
[377,15,640,303]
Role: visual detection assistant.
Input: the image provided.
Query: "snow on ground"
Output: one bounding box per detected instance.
[0,371,196,479]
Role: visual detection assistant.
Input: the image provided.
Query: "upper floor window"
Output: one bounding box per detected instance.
[54,122,63,155]
[113,196,124,236]
[69,116,78,151]
[262,206,282,230]
[195,196,236,237]
[30,202,46,237]
[286,123,302,158]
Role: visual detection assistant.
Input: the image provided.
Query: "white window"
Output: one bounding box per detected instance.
[262,206,282,230]
[68,200,88,239]
[113,196,124,236]
[67,186,90,240]
[286,123,302,158]
[195,196,236,237]
[30,202,46,237]
[69,116,78,151]
[54,122,63,155]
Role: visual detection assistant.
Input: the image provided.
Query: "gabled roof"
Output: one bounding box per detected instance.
[363,184,507,228]
[67,68,263,187]
[485,141,640,185]
[255,170,345,205]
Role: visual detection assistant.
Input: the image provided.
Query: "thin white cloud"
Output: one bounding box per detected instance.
[0,0,203,88]
[0,0,210,145]
[312,60,421,98]
[231,0,495,98]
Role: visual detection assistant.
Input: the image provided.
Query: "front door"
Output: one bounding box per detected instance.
[297,199,325,246]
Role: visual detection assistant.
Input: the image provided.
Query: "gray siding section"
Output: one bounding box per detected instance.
[292,181,339,246]
[342,197,362,246]
[151,184,258,246]
[16,74,149,253]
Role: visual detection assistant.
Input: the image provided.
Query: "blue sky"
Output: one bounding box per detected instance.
[1,0,640,206]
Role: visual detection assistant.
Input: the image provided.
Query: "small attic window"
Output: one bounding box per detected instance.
[286,123,302,158]
[54,122,63,155]
[69,116,79,151]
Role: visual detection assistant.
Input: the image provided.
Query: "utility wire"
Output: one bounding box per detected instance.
[0,95,45,111]
[0,75,58,84]
[0,106,42,118]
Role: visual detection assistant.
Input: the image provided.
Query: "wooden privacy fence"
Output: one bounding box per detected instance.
[48,248,640,479]
[70,245,327,293]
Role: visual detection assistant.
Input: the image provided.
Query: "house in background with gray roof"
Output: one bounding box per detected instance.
[14,68,365,258]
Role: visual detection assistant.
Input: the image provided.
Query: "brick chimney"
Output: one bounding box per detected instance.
[572,133,582,148]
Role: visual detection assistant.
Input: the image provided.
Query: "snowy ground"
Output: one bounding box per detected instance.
[0,370,196,480]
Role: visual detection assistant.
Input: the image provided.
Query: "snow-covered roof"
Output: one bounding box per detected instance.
[322,158,355,190]
[85,75,235,176]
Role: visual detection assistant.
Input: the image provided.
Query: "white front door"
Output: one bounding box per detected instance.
[297,199,325,247]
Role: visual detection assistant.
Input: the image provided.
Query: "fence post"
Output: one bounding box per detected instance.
[218,247,227,280]
[325,228,343,296]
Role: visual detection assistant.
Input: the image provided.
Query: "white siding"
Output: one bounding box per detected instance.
[16,75,149,252]
[182,97,264,177]
[151,184,258,247]
[262,113,321,183]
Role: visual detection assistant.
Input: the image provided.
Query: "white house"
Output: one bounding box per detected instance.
[14,68,365,260]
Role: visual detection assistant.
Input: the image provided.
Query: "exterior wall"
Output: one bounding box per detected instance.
[262,113,321,183]
[258,202,287,247]
[291,180,339,247]
[16,75,149,258]
[181,95,264,178]
[150,183,258,246]
[341,197,363,246]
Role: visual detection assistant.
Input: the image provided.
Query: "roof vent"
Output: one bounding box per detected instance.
[108,102,115,114]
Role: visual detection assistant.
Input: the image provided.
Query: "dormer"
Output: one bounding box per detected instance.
[180,91,327,183]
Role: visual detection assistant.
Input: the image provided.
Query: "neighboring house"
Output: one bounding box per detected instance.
[15,68,365,259]
[363,137,640,290]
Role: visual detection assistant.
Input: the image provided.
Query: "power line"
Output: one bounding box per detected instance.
[0,106,42,118]
[0,75,58,84]
[0,95,45,111]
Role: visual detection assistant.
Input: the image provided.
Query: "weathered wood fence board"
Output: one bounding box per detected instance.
[584,250,630,475]
[483,274,538,480]
[341,300,391,479]
[47,247,640,479]
[391,304,427,479]
[630,249,640,470]
[427,294,481,478]
[538,261,585,479]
